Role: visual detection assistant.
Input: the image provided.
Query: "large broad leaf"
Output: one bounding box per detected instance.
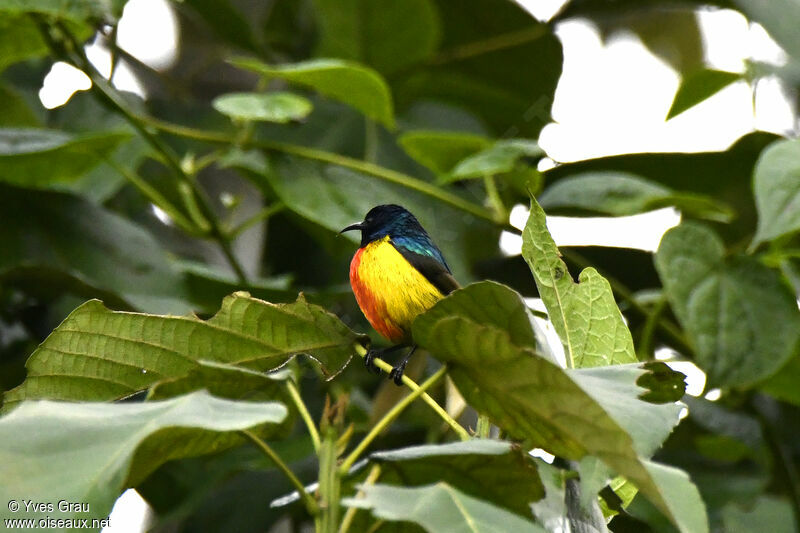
[0,391,286,523]
[370,440,544,519]
[412,281,706,533]
[0,83,40,127]
[394,0,562,137]
[538,171,734,222]
[521,196,638,368]
[312,0,440,76]
[231,58,394,128]
[398,130,490,176]
[0,185,188,313]
[2,292,366,411]
[655,222,800,388]
[0,128,130,187]
[344,482,546,533]
[250,154,499,283]
[0,15,48,73]
[667,69,743,120]
[212,92,313,123]
[752,139,800,247]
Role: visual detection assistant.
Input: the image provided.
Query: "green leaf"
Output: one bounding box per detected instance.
[655,222,800,387]
[182,0,260,53]
[395,0,562,137]
[667,69,743,119]
[412,281,706,533]
[231,58,395,128]
[538,171,735,222]
[0,83,40,127]
[0,15,48,73]
[722,495,798,533]
[760,356,800,406]
[752,139,800,246]
[0,0,126,20]
[343,482,546,533]
[2,292,366,411]
[0,184,189,313]
[398,130,490,175]
[370,440,544,518]
[0,128,131,187]
[212,92,313,123]
[521,196,638,368]
[0,391,286,523]
[312,0,440,76]
[448,139,543,181]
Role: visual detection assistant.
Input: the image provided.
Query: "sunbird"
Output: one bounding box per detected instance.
[341,205,459,384]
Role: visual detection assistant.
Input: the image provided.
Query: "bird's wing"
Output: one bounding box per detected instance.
[391,241,460,296]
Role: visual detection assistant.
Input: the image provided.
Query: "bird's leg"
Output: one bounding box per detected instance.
[389,345,418,386]
[365,344,408,374]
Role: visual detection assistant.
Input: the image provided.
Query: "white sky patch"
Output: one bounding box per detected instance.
[150,204,173,226]
[704,388,722,401]
[116,0,179,70]
[39,62,92,109]
[500,204,681,255]
[529,448,556,464]
[102,489,152,533]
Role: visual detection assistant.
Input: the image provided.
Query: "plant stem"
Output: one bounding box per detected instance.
[319,426,341,533]
[476,414,491,438]
[637,297,668,360]
[240,429,319,516]
[45,21,250,283]
[132,116,509,230]
[483,175,507,222]
[339,464,381,533]
[286,380,321,452]
[354,345,469,441]
[339,365,449,474]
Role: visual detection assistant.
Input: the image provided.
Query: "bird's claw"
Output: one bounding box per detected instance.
[389,361,407,386]
[364,350,381,374]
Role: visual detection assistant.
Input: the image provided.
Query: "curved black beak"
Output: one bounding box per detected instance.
[339,221,364,234]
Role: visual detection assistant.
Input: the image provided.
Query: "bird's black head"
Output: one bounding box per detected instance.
[340,204,426,247]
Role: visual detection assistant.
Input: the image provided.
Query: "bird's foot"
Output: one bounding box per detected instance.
[389,361,407,386]
[364,349,382,374]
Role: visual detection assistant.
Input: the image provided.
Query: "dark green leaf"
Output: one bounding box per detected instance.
[398,130,490,175]
[0,391,286,523]
[231,57,395,128]
[370,440,544,518]
[655,222,800,387]
[413,281,706,533]
[0,185,188,313]
[212,92,313,123]
[752,139,800,246]
[539,171,734,222]
[667,69,743,120]
[522,196,638,367]
[0,15,48,73]
[2,292,366,410]
[344,482,546,533]
[182,0,260,52]
[312,0,440,76]
[759,356,800,406]
[0,128,130,187]
[0,83,40,127]
[395,0,562,137]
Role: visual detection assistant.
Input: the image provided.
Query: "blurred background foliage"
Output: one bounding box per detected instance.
[0,0,799,532]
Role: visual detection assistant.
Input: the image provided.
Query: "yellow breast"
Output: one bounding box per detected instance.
[355,236,445,340]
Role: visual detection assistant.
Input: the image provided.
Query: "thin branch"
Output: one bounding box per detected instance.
[230,202,285,238]
[339,464,381,533]
[43,20,250,283]
[354,345,470,441]
[286,380,321,452]
[339,364,450,474]
[240,429,319,516]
